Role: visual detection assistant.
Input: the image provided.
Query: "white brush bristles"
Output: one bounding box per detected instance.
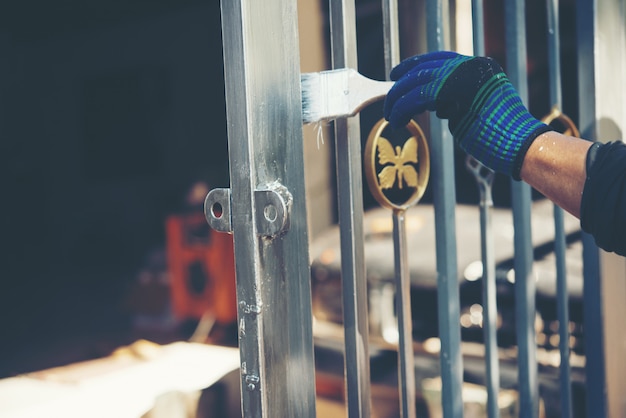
[301,68,394,124]
[301,71,324,125]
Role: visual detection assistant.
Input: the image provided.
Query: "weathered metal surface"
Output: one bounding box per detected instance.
[219,0,316,416]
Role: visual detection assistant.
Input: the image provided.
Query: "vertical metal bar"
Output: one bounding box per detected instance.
[219,1,316,417]
[383,2,414,416]
[467,162,500,418]
[392,211,416,418]
[471,0,485,56]
[426,1,464,417]
[546,0,563,111]
[471,4,500,418]
[581,235,605,415]
[545,1,573,417]
[328,1,372,417]
[382,0,401,75]
[553,211,572,416]
[575,1,607,416]
[477,172,500,418]
[504,1,538,416]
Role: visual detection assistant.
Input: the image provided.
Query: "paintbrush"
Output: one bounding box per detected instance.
[301,68,395,124]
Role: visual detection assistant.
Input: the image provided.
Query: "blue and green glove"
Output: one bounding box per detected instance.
[383,51,553,180]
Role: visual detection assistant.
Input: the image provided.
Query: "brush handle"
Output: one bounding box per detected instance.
[348,70,395,114]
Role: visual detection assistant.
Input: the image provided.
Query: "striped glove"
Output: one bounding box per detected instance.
[383,51,552,179]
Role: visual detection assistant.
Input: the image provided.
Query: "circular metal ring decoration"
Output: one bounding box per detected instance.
[541,105,580,137]
[364,118,430,211]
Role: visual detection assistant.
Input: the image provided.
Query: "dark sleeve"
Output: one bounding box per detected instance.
[580,141,626,256]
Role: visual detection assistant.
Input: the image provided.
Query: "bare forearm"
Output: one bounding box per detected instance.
[519,131,592,218]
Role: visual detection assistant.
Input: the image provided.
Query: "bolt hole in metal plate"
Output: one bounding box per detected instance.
[364,118,430,211]
[211,202,224,219]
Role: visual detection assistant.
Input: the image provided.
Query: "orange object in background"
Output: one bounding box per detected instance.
[166,212,237,325]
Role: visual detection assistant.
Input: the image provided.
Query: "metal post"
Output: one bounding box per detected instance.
[426,1,464,417]
[382,0,401,75]
[393,210,417,418]
[218,1,316,416]
[328,1,372,416]
[382,2,416,417]
[545,1,573,417]
[504,0,538,416]
[471,0,485,56]
[575,0,607,416]
[470,3,500,417]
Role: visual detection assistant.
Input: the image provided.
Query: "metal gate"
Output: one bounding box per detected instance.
[207,0,624,417]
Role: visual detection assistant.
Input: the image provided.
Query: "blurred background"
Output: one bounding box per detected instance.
[0,0,232,377]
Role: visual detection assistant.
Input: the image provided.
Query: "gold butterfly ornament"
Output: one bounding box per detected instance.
[376,136,419,190]
[364,118,430,211]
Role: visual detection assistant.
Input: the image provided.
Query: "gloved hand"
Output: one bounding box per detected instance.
[383,51,552,179]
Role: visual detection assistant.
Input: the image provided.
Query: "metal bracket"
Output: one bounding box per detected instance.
[204,188,233,233]
[254,182,291,237]
[204,182,291,237]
